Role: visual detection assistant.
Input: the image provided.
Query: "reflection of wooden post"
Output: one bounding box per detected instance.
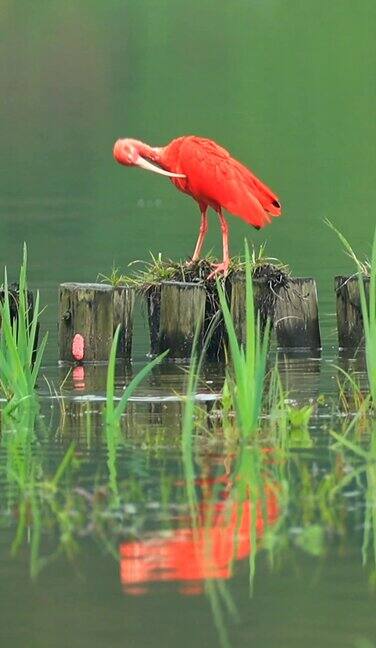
[274,278,321,349]
[158,281,206,359]
[335,275,369,349]
[59,283,114,362]
[278,349,321,401]
[59,400,105,446]
[113,286,135,359]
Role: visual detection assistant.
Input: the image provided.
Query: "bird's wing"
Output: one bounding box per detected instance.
[181,137,281,229]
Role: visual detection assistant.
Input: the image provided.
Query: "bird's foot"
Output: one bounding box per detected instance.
[207,260,229,280]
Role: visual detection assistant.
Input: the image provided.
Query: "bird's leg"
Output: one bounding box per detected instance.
[190,206,208,262]
[208,210,230,279]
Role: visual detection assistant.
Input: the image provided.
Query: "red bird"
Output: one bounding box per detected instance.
[113,136,281,277]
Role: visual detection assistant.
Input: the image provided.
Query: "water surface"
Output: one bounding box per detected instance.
[0,2,376,647]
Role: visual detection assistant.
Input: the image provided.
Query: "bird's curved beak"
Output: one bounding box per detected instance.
[136,156,186,178]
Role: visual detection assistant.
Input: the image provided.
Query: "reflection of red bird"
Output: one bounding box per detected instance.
[119,486,279,596]
[113,136,282,278]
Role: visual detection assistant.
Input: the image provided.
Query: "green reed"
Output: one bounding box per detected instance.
[358,229,376,405]
[104,324,168,427]
[327,220,376,407]
[0,398,77,577]
[216,241,271,439]
[331,417,376,581]
[104,325,167,500]
[0,245,47,415]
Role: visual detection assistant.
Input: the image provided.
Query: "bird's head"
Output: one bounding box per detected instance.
[113,138,185,178]
[113,139,141,166]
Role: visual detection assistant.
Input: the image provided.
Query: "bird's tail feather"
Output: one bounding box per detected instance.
[240,166,281,217]
[223,168,281,229]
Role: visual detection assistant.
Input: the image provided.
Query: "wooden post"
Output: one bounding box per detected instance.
[146,286,161,356]
[230,272,279,347]
[274,278,321,349]
[113,286,135,359]
[59,283,135,362]
[145,272,320,357]
[335,275,370,348]
[59,283,114,362]
[204,280,230,361]
[230,274,247,346]
[147,282,227,360]
[158,281,206,359]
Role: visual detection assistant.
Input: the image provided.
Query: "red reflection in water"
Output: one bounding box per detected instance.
[72,365,85,390]
[120,484,279,595]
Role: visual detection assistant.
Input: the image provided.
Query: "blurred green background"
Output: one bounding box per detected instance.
[0,0,375,357]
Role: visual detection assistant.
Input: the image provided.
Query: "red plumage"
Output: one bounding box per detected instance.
[160,136,281,229]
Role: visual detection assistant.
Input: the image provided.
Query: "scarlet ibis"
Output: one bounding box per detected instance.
[113,136,281,277]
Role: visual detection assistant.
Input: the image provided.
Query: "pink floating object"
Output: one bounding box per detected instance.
[72,333,85,361]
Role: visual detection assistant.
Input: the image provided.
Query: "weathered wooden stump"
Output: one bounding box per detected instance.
[335,275,370,348]
[274,278,321,349]
[146,286,162,357]
[145,271,320,358]
[58,283,134,363]
[59,283,114,362]
[230,273,275,346]
[229,274,246,345]
[146,281,227,360]
[113,286,135,359]
[158,281,206,359]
